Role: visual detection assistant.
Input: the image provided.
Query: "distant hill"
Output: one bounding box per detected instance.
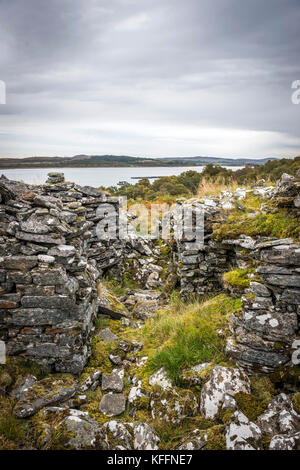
[0,154,279,169]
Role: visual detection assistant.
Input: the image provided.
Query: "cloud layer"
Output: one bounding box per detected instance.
[0,0,300,158]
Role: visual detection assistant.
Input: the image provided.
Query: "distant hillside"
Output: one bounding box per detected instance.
[0,154,279,169]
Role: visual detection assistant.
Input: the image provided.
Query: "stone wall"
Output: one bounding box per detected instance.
[174,173,300,374]
[0,173,122,374]
[226,239,300,374]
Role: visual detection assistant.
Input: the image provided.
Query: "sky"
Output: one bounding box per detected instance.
[0,0,300,159]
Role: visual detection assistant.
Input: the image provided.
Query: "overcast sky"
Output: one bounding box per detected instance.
[0,0,300,159]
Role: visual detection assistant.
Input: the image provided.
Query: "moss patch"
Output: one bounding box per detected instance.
[213,210,300,241]
[292,392,300,415]
[223,268,255,290]
[234,376,275,421]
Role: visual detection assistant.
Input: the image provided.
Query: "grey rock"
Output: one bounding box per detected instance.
[176,429,207,450]
[97,328,118,344]
[48,245,76,258]
[149,368,172,390]
[15,231,66,245]
[14,377,77,418]
[31,268,68,285]
[101,373,124,393]
[249,281,270,297]
[100,420,160,450]
[11,375,37,400]
[21,295,74,309]
[257,393,300,437]
[0,256,38,271]
[99,393,126,417]
[226,411,261,450]
[269,432,300,450]
[60,409,103,450]
[200,366,250,419]
[79,370,102,393]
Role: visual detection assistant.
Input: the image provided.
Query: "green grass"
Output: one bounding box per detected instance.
[213,211,300,241]
[133,294,242,385]
[0,415,27,442]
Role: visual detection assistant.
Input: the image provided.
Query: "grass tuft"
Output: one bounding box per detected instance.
[132,294,241,385]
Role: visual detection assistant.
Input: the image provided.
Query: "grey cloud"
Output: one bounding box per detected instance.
[0,0,299,157]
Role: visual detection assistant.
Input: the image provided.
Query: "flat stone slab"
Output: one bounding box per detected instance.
[97,328,118,344]
[99,393,126,417]
[101,373,124,393]
[13,376,77,418]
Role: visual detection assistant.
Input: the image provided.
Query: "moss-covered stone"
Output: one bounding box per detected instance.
[205,425,226,450]
[234,376,275,422]
[292,392,300,415]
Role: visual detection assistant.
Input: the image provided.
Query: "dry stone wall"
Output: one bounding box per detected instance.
[0,173,122,374]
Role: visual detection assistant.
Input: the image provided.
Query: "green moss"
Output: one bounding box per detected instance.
[88,337,113,374]
[0,371,13,391]
[221,409,235,425]
[223,268,255,289]
[103,292,127,314]
[234,376,275,421]
[292,392,300,414]
[205,425,226,450]
[213,210,300,241]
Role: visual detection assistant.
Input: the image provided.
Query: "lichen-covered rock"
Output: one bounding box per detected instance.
[200,366,250,418]
[150,388,198,424]
[149,367,172,390]
[133,423,160,450]
[13,376,77,418]
[256,393,300,437]
[176,429,207,450]
[180,363,211,386]
[100,420,160,450]
[269,432,300,450]
[11,374,37,400]
[78,370,101,393]
[225,411,262,450]
[101,373,124,393]
[97,328,118,344]
[59,409,103,450]
[99,393,126,417]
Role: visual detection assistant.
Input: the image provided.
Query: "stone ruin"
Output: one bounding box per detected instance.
[0,171,299,377]
[0,172,122,373]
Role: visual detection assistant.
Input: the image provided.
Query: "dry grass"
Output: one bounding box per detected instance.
[196,177,240,198]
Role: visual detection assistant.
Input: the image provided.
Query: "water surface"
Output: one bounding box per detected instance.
[1,166,243,188]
